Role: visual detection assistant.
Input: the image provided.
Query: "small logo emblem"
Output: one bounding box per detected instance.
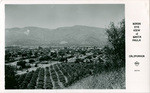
[134,61,139,66]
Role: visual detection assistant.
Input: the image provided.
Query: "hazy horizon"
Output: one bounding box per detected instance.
[5,4,124,29]
[6,25,106,30]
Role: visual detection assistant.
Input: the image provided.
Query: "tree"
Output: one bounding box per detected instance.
[17,61,26,68]
[39,55,51,61]
[58,49,66,57]
[103,19,125,67]
[29,59,35,63]
[5,65,17,89]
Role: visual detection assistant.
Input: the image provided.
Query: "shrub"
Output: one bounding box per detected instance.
[103,19,125,68]
[27,68,40,89]
[45,67,53,89]
[5,65,17,89]
[17,61,26,68]
[37,68,44,89]
[17,73,27,88]
[20,71,34,89]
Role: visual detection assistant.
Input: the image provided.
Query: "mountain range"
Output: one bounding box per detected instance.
[5,25,108,47]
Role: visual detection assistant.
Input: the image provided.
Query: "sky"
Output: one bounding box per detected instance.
[5,4,124,29]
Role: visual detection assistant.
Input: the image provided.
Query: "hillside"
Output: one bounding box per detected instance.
[68,68,125,89]
[5,25,107,47]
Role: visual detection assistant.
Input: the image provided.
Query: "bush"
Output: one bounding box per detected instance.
[17,73,27,88]
[39,55,51,61]
[45,67,53,89]
[29,59,35,63]
[17,61,26,68]
[103,19,125,68]
[19,71,34,89]
[5,65,17,89]
[54,82,61,89]
[27,68,40,89]
[37,68,44,89]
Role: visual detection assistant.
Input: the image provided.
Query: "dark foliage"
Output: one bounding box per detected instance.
[103,19,125,68]
[5,65,17,89]
[17,61,26,68]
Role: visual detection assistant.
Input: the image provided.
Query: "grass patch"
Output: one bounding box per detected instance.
[67,67,125,89]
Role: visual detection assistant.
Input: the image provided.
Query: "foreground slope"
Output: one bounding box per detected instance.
[68,67,125,89]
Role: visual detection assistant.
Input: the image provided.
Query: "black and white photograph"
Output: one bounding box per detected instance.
[5,4,125,89]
